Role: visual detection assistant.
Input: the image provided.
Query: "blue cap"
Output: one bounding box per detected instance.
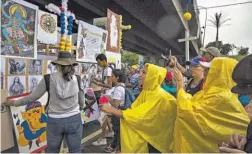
[188,56,206,65]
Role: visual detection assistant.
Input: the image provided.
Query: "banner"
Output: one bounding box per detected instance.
[76,21,108,63]
[107,9,120,53]
[10,93,48,153]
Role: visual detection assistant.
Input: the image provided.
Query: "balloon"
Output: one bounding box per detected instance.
[184,12,192,21]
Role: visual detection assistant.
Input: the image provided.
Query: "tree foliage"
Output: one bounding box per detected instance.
[208,12,231,47]
[237,47,249,55]
[121,51,139,66]
[206,41,233,55]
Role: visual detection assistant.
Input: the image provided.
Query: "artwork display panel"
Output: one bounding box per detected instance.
[76,20,108,63]
[8,58,26,75]
[28,76,43,92]
[1,0,38,59]
[8,76,26,96]
[29,60,43,75]
[10,93,48,153]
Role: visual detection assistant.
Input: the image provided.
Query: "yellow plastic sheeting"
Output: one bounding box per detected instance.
[173,57,250,153]
[120,64,176,153]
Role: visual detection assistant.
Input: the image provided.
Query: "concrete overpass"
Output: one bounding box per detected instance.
[28,0,202,60]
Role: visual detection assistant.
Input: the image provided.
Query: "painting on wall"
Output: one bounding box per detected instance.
[28,76,43,92]
[10,93,48,153]
[1,0,38,59]
[107,9,120,53]
[76,20,108,63]
[82,88,99,124]
[1,58,6,89]
[29,60,43,75]
[8,76,26,96]
[8,58,26,75]
[37,10,57,45]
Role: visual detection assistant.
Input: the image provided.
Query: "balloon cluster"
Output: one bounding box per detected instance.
[46,0,75,52]
[183,0,192,21]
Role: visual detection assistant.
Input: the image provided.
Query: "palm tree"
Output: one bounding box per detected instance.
[208,12,231,48]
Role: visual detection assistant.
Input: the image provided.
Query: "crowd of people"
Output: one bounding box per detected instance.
[4,47,252,153]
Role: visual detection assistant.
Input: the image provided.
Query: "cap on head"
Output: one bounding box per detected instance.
[202,47,220,57]
[188,56,207,65]
[231,55,252,95]
[165,72,173,81]
[131,65,138,70]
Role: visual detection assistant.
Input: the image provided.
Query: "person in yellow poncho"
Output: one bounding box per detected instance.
[100,63,176,153]
[172,57,250,153]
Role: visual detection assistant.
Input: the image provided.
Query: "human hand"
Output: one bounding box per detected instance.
[99,104,112,113]
[245,103,252,121]
[105,95,112,102]
[228,134,247,150]
[168,56,177,68]
[219,146,245,153]
[172,68,184,89]
[3,99,15,106]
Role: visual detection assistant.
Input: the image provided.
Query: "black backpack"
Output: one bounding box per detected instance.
[44,74,82,112]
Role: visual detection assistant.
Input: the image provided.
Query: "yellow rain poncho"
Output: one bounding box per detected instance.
[173,57,250,153]
[120,64,176,153]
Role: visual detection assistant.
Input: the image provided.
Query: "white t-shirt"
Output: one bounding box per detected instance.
[112,84,125,106]
[103,66,112,85]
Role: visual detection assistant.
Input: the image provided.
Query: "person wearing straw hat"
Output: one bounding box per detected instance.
[4,51,85,153]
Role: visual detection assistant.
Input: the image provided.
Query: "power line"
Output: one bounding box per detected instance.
[198,1,252,10]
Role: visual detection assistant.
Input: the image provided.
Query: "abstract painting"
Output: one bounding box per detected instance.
[37,10,57,45]
[1,0,38,59]
[10,93,48,153]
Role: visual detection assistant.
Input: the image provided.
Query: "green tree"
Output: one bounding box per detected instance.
[208,12,231,47]
[206,41,234,55]
[237,47,249,55]
[121,51,139,66]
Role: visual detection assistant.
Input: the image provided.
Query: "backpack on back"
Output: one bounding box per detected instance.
[115,85,136,110]
[44,74,81,112]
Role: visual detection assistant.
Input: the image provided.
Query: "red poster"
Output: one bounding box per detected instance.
[107,9,120,53]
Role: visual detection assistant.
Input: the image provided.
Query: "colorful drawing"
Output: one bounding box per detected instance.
[8,76,26,96]
[1,0,38,59]
[37,10,57,44]
[10,93,48,153]
[77,21,108,63]
[81,88,99,124]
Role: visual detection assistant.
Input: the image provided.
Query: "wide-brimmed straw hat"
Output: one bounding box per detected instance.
[231,54,252,95]
[51,51,78,66]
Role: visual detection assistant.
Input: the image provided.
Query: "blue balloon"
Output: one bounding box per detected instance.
[184,0,191,4]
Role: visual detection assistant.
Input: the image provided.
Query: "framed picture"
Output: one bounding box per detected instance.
[1,0,38,59]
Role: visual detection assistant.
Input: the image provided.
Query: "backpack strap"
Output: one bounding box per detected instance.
[75,75,81,90]
[44,74,50,112]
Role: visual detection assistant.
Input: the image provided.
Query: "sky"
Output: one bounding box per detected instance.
[197,0,252,55]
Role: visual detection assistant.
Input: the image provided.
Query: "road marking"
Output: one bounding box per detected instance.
[60,129,102,153]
